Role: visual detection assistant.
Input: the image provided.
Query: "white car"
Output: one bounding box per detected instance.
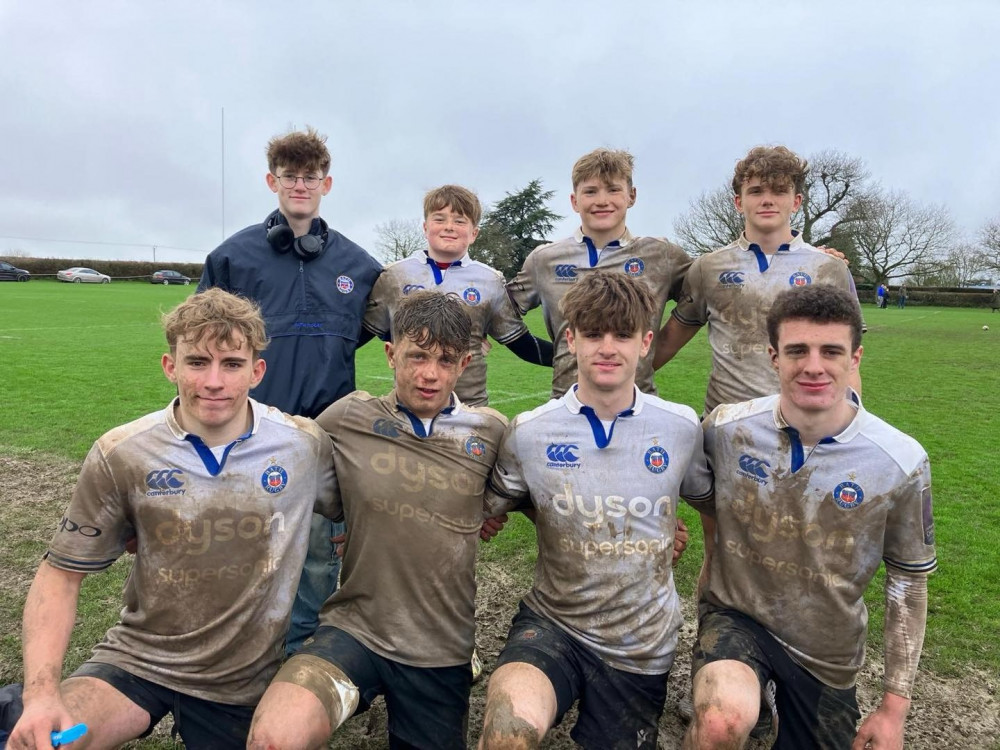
[57,267,111,284]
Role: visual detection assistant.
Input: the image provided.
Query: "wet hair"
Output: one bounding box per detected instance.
[732,145,808,196]
[560,271,656,335]
[163,288,269,356]
[571,148,635,191]
[423,185,482,226]
[766,285,864,351]
[391,291,472,356]
[266,127,332,176]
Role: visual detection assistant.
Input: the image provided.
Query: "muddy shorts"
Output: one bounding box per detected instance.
[496,602,669,750]
[295,625,472,749]
[70,661,253,749]
[692,607,862,750]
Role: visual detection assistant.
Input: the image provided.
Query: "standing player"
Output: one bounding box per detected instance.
[199,127,382,653]
[364,184,553,407]
[479,272,714,750]
[247,292,508,750]
[8,290,337,749]
[685,285,935,750]
[507,147,691,398]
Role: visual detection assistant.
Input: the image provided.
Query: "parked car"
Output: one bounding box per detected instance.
[57,267,111,284]
[0,261,30,281]
[150,269,191,285]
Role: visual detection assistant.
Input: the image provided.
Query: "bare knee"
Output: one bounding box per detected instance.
[479,664,554,750]
[686,703,756,750]
[684,663,759,750]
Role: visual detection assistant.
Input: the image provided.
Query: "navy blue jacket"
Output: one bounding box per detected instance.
[198,213,382,418]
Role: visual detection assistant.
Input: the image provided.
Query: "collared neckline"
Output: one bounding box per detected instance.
[389,389,461,438]
[573,228,634,267]
[563,384,641,449]
[738,230,803,273]
[423,250,468,284]
[772,388,864,472]
[165,396,260,476]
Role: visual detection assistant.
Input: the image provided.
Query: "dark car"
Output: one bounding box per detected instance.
[151,270,191,286]
[0,261,30,281]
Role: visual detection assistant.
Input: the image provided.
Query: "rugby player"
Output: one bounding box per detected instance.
[198,127,382,654]
[506,147,692,398]
[685,284,935,750]
[478,271,714,750]
[247,291,508,750]
[363,184,553,407]
[8,289,337,749]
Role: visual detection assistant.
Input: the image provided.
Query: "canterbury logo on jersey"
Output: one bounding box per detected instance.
[546,444,580,467]
[718,271,746,286]
[737,454,770,483]
[554,264,578,280]
[373,418,402,438]
[402,284,426,295]
[146,468,186,496]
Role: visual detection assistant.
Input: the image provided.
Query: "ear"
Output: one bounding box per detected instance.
[565,327,577,355]
[385,341,396,370]
[628,186,637,207]
[251,356,266,388]
[266,172,279,194]
[469,224,480,243]
[851,345,863,372]
[768,345,779,370]
[570,191,580,214]
[457,350,473,376]
[640,329,654,357]
[162,352,177,383]
[320,174,333,196]
[734,193,744,215]
[792,192,803,211]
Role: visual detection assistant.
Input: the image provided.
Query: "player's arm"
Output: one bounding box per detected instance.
[653,316,702,370]
[503,331,554,367]
[11,562,86,748]
[851,568,927,750]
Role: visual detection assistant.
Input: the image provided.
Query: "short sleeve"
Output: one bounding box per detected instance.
[506,251,540,316]
[883,456,937,576]
[484,421,530,517]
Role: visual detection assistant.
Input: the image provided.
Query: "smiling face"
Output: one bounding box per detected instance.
[386,334,471,419]
[567,326,653,397]
[735,176,802,240]
[424,204,479,261]
[266,163,332,224]
[162,335,265,445]
[770,318,861,416]
[571,176,635,245]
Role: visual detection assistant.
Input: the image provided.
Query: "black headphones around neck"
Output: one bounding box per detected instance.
[265,212,329,261]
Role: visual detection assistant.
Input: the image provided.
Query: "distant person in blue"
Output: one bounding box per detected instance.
[876,283,888,309]
[198,127,382,654]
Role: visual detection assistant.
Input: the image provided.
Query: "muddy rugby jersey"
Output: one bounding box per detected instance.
[45,398,337,705]
[507,230,691,398]
[484,386,713,674]
[672,233,854,414]
[701,392,937,688]
[363,253,528,406]
[315,390,507,667]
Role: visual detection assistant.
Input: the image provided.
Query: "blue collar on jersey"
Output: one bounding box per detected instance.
[396,397,456,438]
[582,235,622,268]
[184,426,254,477]
[780,389,862,472]
[744,230,799,273]
[424,251,463,285]
[572,385,636,449]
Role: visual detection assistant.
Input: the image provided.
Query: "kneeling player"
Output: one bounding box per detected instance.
[479,271,713,750]
[247,291,508,750]
[685,285,936,750]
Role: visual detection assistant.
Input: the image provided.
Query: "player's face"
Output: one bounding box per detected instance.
[424,205,479,261]
[567,326,653,393]
[266,164,332,223]
[770,319,861,413]
[162,335,265,445]
[735,177,802,237]
[386,335,472,419]
[571,177,635,241]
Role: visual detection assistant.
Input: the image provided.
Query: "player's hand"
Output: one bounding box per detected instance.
[816,245,850,265]
[8,692,75,750]
[851,693,909,750]
[672,517,689,566]
[480,515,508,541]
[331,532,346,559]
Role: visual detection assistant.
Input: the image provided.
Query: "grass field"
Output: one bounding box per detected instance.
[1,281,998,715]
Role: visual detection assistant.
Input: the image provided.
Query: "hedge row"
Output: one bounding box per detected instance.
[0,257,204,280]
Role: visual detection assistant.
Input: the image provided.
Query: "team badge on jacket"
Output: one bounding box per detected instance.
[336,275,355,294]
[644,446,669,473]
[261,464,288,494]
[833,481,864,509]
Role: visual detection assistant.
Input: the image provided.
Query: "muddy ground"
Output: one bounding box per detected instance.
[2,454,998,748]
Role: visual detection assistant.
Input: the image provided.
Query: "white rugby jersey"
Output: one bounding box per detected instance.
[46,398,337,705]
[485,386,713,674]
[701,392,937,689]
[507,230,691,397]
[315,390,507,668]
[672,232,854,414]
[363,252,529,406]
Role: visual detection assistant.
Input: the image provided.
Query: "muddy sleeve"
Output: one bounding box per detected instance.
[883,568,928,699]
[883,456,937,576]
[484,422,530,517]
[671,254,708,327]
[312,431,343,523]
[506,252,540,315]
[681,423,715,513]
[362,273,392,338]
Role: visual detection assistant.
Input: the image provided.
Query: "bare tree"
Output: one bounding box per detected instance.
[673,150,871,255]
[979,219,1000,276]
[848,190,954,284]
[374,219,425,263]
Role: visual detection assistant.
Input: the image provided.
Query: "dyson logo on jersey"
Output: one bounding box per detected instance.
[370,448,481,496]
[154,511,286,556]
[731,494,856,555]
[552,483,671,523]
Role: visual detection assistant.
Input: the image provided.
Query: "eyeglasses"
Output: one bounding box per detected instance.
[273,173,323,190]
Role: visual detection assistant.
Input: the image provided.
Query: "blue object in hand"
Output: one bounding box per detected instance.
[51,724,88,747]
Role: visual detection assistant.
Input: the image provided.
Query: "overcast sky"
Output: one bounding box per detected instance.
[2,0,997,265]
